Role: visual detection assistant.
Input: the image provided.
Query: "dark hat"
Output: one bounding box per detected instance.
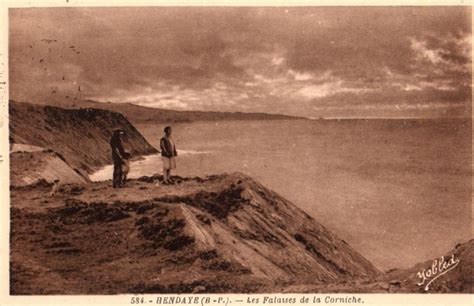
[112,129,125,138]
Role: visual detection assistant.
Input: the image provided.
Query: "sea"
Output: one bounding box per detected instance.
[90,118,472,271]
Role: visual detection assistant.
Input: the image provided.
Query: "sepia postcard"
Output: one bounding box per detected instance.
[0,1,472,305]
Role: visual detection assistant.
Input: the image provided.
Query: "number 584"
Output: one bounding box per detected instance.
[131,297,145,304]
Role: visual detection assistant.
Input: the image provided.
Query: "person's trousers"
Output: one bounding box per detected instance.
[113,160,123,188]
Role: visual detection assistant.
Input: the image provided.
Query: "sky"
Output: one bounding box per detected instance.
[9,7,472,118]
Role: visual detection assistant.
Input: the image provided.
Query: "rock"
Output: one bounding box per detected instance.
[378,282,390,290]
[192,285,206,293]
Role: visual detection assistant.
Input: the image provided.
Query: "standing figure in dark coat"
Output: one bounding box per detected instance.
[110,129,126,188]
[160,126,177,185]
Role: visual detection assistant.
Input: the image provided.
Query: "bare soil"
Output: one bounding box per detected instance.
[10,173,472,294]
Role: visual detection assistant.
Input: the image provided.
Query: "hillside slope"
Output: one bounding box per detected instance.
[281,239,473,293]
[21,98,307,124]
[9,100,158,177]
[10,173,381,294]
[83,100,306,124]
[381,239,473,293]
[10,149,89,187]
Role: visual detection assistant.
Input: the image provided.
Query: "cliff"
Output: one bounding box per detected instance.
[10,173,381,294]
[9,100,158,178]
[9,100,471,294]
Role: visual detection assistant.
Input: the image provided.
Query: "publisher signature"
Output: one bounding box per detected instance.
[416,254,460,291]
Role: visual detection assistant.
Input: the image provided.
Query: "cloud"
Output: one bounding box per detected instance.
[411,38,447,65]
[288,70,314,81]
[271,55,285,66]
[9,6,472,118]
